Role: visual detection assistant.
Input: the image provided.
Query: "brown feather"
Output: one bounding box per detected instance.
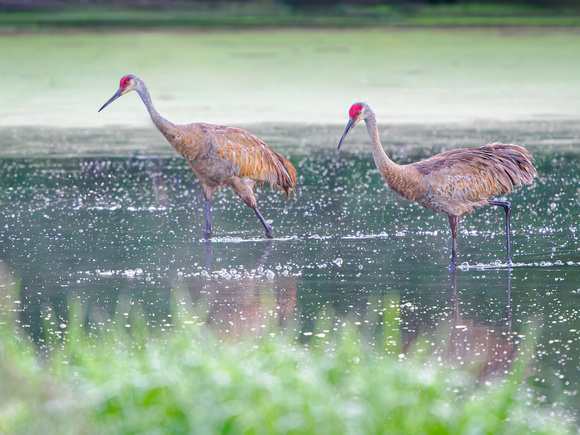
[168,123,296,199]
[409,142,537,215]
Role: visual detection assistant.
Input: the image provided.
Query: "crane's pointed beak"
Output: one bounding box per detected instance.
[338,118,356,149]
[98,88,124,113]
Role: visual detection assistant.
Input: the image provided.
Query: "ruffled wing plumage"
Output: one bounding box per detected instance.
[412,143,537,214]
[209,125,296,199]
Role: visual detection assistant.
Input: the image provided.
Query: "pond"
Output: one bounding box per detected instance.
[0,120,579,408]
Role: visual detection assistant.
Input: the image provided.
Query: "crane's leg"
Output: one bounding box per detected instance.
[448,214,460,269]
[253,207,275,239]
[204,199,212,239]
[489,200,512,265]
[202,186,216,239]
[229,179,275,238]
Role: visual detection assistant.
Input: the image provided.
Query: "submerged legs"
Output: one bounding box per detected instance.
[202,191,274,239]
[253,207,275,239]
[448,214,461,269]
[489,200,512,265]
[447,201,512,268]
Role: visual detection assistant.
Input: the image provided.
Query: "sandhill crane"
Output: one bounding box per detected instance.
[99,74,296,239]
[338,102,537,268]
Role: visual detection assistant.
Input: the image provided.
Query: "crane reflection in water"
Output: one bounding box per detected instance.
[180,240,297,339]
[400,268,517,379]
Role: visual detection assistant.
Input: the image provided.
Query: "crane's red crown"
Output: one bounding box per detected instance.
[349,104,363,119]
[120,76,132,89]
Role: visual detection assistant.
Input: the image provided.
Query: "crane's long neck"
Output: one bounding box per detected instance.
[364,112,400,184]
[136,84,176,138]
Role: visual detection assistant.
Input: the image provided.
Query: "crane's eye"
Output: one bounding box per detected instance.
[349,104,363,119]
[120,77,131,88]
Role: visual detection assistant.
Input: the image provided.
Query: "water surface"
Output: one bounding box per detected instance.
[0,121,579,408]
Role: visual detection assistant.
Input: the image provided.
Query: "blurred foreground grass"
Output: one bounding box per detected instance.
[0,291,576,434]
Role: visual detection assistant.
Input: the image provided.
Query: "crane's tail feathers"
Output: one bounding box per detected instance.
[486,143,538,191]
[270,151,296,200]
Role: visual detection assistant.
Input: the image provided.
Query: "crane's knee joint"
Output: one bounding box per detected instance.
[489,200,511,211]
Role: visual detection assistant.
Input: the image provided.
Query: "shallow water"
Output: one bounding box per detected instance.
[0,122,579,408]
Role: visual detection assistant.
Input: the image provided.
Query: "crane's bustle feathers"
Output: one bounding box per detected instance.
[195,125,296,198]
[408,142,537,215]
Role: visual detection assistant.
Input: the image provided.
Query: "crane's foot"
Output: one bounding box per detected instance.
[448,252,458,271]
[252,207,275,239]
[203,228,212,239]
